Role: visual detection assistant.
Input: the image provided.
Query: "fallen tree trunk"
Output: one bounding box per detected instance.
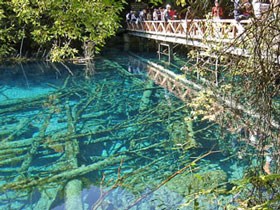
[17,114,51,175]
[1,155,127,191]
[64,103,83,210]
[65,180,83,210]
[32,184,62,210]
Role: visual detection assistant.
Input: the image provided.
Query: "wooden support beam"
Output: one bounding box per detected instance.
[158,42,173,64]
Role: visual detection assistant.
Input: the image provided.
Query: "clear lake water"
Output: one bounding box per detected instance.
[0,50,252,210]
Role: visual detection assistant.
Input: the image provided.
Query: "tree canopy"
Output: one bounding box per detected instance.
[0,0,125,61]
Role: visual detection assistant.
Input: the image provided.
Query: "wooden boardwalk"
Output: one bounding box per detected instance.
[127,19,250,56]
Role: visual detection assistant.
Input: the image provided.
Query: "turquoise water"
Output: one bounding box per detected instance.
[0,54,248,209]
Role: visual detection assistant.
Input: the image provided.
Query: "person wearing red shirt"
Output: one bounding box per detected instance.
[169,9,177,20]
[212,0,224,19]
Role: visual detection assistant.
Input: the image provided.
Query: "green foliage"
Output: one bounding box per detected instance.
[0,0,124,61]
[50,42,78,62]
[0,1,17,57]
[189,89,223,122]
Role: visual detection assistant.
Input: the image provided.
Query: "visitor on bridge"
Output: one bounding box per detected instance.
[212,0,224,19]
[164,4,172,21]
[147,10,152,20]
[242,0,253,19]
[185,6,194,20]
[232,0,243,21]
[139,9,147,22]
[169,9,178,20]
[126,11,132,23]
[153,9,159,21]
[232,0,253,21]
[159,7,165,21]
[127,11,138,24]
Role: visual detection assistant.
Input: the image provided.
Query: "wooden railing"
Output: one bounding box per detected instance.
[127,19,250,42]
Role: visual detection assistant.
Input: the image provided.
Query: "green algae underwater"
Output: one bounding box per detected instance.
[0,53,253,210]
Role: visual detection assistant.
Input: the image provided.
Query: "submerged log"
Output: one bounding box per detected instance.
[65,180,83,210]
[18,114,51,175]
[0,102,184,154]
[0,147,29,156]
[32,184,62,210]
[64,104,82,210]
[2,115,38,142]
[1,137,38,150]
[1,155,127,191]
[0,94,49,109]
[0,155,26,166]
[0,167,20,173]
[139,80,154,111]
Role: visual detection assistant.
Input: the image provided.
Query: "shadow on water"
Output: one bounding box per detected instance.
[0,51,251,209]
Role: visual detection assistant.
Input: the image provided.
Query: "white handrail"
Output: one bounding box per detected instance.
[127,19,250,41]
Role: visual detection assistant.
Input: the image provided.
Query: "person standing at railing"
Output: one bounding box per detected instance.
[169,9,177,20]
[153,9,159,21]
[126,11,138,24]
[242,0,253,19]
[232,0,243,20]
[126,11,132,23]
[131,11,138,23]
[159,7,165,21]
[164,4,172,21]
[212,1,224,38]
[232,0,253,21]
[185,6,195,20]
[147,10,152,20]
[139,9,147,22]
[212,0,224,19]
